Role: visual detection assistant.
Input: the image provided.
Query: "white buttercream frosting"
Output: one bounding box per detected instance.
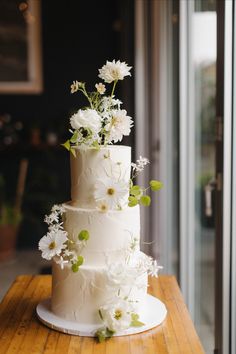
[63,202,140,266]
[51,257,147,324]
[70,145,131,207]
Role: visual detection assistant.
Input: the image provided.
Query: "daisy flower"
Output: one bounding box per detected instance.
[38,230,68,260]
[94,178,128,209]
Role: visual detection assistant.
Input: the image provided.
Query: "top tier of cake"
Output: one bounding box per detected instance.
[70,145,131,208]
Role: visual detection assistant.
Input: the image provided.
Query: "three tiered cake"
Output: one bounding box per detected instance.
[37,60,167,340]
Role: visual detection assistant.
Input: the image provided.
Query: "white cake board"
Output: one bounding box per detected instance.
[36,294,167,337]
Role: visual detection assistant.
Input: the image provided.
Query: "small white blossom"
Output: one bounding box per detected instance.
[70,109,102,134]
[100,97,122,112]
[44,212,59,225]
[38,230,68,260]
[94,177,128,209]
[131,156,150,173]
[147,259,163,277]
[105,109,133,143]
[51,204,65,214]
[99,299,133,332]
[48,222,63,233]
[55,256,69,270]
[70,80,82,93]
[96,201,109,213]
[98,60,132,83]
[95,82,106,94]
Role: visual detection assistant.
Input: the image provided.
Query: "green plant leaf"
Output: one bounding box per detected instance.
[130,185,141,196]
[149,180,163,191]
[95,327,115,343]
[77,255,84,266]
[130,313,145,327]
[95,328,106,342]
[78,229,90,241]
[140,195,151,207]
[70,148,76,158]
[61,140,70,151]
[70,130,79,143]
[71,263,79,272]
[128,196,138,207]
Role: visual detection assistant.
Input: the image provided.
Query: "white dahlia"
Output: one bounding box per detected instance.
[95,82,106,94]
[98,60,132,83]
[94,177,128,209]
[105,110,133,143]
[38,230,68,260]
[70,109,102,134]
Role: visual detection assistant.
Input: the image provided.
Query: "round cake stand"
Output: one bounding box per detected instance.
[36,294,167,337]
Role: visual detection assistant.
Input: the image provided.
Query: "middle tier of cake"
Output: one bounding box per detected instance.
[63,202,140,266]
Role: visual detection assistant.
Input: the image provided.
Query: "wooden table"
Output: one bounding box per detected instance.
[0,275,204,353]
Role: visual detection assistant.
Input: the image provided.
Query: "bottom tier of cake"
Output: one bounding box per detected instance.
[51,258,148,325]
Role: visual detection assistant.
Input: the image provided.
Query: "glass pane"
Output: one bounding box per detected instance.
[192,0,216,352]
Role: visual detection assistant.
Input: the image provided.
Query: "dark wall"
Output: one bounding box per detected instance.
[0,0,134,248]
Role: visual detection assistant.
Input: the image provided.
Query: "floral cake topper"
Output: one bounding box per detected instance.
[62,60,133,154]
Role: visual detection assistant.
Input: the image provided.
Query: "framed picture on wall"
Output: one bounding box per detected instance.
[0,0,43,94]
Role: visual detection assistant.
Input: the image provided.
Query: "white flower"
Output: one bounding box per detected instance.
[55,256,69,270]
[105,110,133,143]
[38,230,68,260]
[105,261,146,292]
[48,222,63,233]
[98,60,132,83]
[131,156,150,173]
[100,97,122,112]
[95,82,106,94]
[70,80,81,93]
[51,204,65,214]
[99,299,132,332]
[70,109,102,134]
[44,212,59,225]
[96,201,109,213]
[94,177,128,209]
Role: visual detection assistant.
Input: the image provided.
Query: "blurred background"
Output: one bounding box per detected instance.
[0,1,236,353]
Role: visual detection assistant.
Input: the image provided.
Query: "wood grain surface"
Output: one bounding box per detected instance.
[0,275,205,353]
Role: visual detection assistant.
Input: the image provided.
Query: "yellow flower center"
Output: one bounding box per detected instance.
[107,188,115,196]
[114,309,123,320]
[101,204,107,211]
[49,241,56,250]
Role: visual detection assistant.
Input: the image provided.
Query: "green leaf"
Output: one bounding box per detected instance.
[95,328,106,343]
[128,196,138,207]
[130,185,142,196]
[77,255,84,266]
[78,229,90,241]
[130,313,145,327]
[71,263,79,272]
[70,130,79,143]
[105,328,115,338]
[140,195,151,207]
[130,319,145,327]
[70,148,76,158]
[61,140,70,151]
[95,327,115,343]
[92,140,100,150]
[149,180,163,191]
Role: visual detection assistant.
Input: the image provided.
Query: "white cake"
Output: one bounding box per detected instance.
[51,146,148,325]
[37,60,166,339]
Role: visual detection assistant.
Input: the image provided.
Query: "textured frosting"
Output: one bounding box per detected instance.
[70,146,131,207]
[51,258,148,324]
[63,202,140,266]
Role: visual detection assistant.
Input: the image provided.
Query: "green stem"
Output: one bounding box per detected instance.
[110,80,118,98]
